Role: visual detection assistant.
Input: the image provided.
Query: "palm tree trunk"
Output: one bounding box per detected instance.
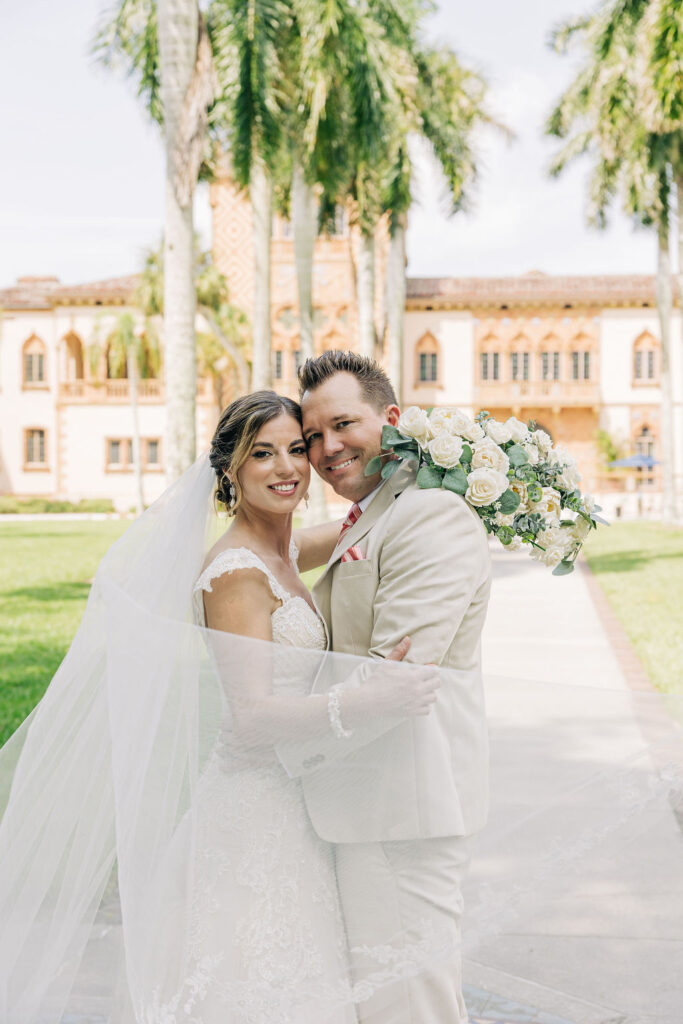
[198,305,250,395]
[292,161,327,521]
[656,215,676,521]
[127,348,145,516]
[357,230,376,358]
[251,158,272,390]
[158,0,198,482]
[292,161,317,361]
[386,217,407,403]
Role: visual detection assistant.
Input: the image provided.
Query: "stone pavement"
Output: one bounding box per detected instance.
[462,545,683,1024]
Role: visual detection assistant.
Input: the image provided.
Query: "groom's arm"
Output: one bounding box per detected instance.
[369,487,488,666]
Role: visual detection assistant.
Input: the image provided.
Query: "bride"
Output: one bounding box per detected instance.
[0,389,439,1024]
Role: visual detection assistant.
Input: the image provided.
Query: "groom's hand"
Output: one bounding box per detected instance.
[386,636,411,661]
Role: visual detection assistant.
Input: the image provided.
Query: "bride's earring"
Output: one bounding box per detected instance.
[229,482,236,511]
[304,492,310,510]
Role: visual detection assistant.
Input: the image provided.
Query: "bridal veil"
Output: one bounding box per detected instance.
[0,453,681,1023]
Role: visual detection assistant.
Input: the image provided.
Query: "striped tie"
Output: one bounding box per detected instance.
[338,502,363,562]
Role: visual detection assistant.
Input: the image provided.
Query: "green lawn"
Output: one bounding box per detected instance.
[583,521,683,696]
[0,520,327,745]
[0,521,129,745]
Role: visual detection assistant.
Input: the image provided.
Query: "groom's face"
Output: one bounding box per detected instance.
[301,372,400,501]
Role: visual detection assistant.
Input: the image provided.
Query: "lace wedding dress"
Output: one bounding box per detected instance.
[171,543,357,1024]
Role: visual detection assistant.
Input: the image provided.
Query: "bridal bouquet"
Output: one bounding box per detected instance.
[365,407,607,575]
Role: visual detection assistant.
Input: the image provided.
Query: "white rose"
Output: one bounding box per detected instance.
[471,438,511,475]
[485,418,513,445]
[533,486,563,524]
[532,429,552,454]
[531,526,573,568]
[508,478,528,510]
[428,432,464,469]
[556,459,582,492]
[465,467,509,507]
[521,441,540,465]
[429,407,469,436]
[397,406,433,448]
[493,511,516,527]
[505,416,531,443]
[572,515,592,541]
[464,420,486,442]
[582,493,597,514]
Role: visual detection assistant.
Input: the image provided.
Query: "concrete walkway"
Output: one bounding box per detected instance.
[463,545,683,1024]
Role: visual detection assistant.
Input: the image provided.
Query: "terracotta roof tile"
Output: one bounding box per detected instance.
[406,273,675,308]
[0,274,139,310]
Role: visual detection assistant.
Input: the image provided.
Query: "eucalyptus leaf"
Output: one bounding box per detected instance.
[381,459,401,480]
[591,514,610,526]
[461,443,472,462]
[416,464,444,489]
[364,455,383,477]
[507,444,529,468]
[401,448,420,462]
[498,489,521,514]
[552,559,575,576]
[381,425,405,447]
[442,466,468,495]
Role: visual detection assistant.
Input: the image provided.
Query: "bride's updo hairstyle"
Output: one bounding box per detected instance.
[209,390,302,515]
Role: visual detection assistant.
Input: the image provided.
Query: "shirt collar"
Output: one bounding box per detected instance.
[358,479,385,514]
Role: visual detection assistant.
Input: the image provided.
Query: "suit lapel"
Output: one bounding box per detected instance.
[312,462,416,646]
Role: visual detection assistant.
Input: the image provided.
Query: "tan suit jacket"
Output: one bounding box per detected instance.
[277,462,491,843]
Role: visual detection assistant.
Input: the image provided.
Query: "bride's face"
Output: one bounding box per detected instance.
[236,413,310,516]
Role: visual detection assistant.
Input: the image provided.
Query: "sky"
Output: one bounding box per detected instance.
[0,0,661,289]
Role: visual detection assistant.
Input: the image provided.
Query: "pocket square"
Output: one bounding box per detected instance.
[340,545,364,563]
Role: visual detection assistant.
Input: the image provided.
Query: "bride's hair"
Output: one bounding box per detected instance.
[209,390,302,514]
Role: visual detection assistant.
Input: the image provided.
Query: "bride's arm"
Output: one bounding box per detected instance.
[292,519,344,573]
[203,570,434,747]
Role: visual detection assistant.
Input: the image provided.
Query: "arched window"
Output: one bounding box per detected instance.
[633,331,658,384]
[62,332,84,381]
[478,333,500,382]
[22,335,47,387]
[415,332,441,385]
[634,424,655,459]
[570,333,592,380]
[539,335,561,381]
[509,334,531,382]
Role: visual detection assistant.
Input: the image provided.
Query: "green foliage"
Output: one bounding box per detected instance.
[507,444,529,468]
[416,464,444,488]
[380,459,401,479]
[442,466,468,495]
[364,455,383,477]
[498,489,522,514]
[0,498,116,514]
[595,427,627,468]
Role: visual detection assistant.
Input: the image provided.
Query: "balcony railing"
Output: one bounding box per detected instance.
[474,379,599,407]
[58,379,214,402]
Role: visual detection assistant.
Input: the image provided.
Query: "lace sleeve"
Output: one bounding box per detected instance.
[193,548,291,606]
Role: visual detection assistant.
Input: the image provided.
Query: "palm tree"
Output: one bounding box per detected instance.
[95,0,219,479]
[90,312,161,514]
[136,242,251,396]
[548,3,678,520]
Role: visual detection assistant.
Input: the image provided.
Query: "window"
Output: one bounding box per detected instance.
[146,439,161,467]
[584,352,590,379]
[415,332,441,387]
[511,352,530,381]
[635,426,655,459]
[572,352,579,380]
[419,352,438,382]
[273,350,283,380]
[481,352,500,381]
[25,428,47,466]
[541,352,559,381]
[23,336,47,387]
[481,353,489,380]
[106,438,133,471]
[293,349,303,375]
[633,331,658,384]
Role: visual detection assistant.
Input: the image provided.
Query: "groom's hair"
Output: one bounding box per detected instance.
[298,350,397,410]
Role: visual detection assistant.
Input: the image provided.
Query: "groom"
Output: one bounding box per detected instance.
[283,350,491,1023]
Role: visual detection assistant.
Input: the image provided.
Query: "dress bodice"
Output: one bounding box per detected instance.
[193,541,327,654]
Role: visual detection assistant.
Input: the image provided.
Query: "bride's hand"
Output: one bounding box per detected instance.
[367,638,441,718]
